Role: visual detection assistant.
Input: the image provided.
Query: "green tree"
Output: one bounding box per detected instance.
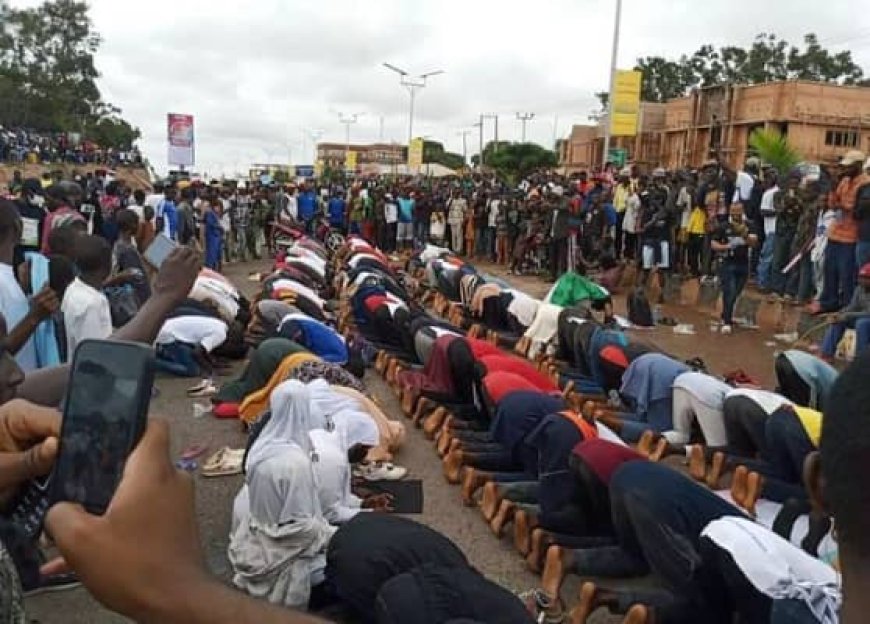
[421,140,466,171]
[0,0,139,149]
[473,141,557,181]
[635,32,866,103]
[748,128,802,178]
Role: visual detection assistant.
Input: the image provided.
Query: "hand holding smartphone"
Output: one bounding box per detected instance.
[143,233,178,269]
[10,340,155,538]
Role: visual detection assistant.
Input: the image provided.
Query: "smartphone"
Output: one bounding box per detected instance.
[143,233,177,269]
[49,339,155,515]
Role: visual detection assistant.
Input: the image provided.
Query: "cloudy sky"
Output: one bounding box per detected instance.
[13,0,870,175]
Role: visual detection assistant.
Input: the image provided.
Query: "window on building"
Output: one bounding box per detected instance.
[825,130,859,148]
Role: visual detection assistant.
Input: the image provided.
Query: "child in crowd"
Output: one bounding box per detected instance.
[108,208,151,305]
[61,234,113,357]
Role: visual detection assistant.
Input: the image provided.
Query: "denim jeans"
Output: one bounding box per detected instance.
[719,262,748,325]
[616,398,674,443]
[414,220,428,243]
[857,240,870,269]
[756,233,776,289]
[819,240,856,311]
[770,228,795,295]
[820,316,870,357]
[155,342,200,377]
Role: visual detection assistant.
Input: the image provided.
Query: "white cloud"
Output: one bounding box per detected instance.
[11,0,870,174]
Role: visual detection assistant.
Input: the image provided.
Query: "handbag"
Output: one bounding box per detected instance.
[104,284,140,327]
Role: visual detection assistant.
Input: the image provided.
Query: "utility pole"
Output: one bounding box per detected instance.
[383,63,444,145]
[481,113,498,155]
[552,114,559,149]
[516,112,535,142]
[456,130,471,165]
[475,116,484,168]
[602,0,623,168]
[379,115,385,142]
[306,129,324,165]
[337,113,361,166]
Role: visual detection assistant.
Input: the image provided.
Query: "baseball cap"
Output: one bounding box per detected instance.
[860,262,870,279]
[840,150,866,166]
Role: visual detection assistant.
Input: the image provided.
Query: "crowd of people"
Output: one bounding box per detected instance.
[0,154,867,623]
[0,126,143,167]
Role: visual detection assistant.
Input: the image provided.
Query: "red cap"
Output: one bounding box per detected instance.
[860,263,870,278]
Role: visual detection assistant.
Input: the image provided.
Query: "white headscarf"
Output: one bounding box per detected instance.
[229,445,335,608]
[247,380,327,465]
[309,414,378,524]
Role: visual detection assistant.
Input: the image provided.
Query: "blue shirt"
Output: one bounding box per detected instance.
[158,199,178,240]
[397,198,414,224]
[328,198,346,226]
[298,192,317,221]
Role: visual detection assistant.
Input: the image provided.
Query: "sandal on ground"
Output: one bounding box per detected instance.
[201,447,245,477]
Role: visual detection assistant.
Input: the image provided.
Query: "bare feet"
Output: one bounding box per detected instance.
[442,450,464,483]
[636,431,655,457]
[461,468,490,506]
[526,528,554,573]
[423,407,448,438]
[688,445,707,481]
[541,545,572,600]
[731,465,749,507]
[622,604,651,624]
[411,397,434,425]
[513,508,538,555]
[489,499,517,537]
[569,582,597,624]
[744,471,763,518]
[479,481,502,521]
[400,387,418,416]
[649,438,669,462]
[706,451,726,489]
[447,438,462,454]
[436,428,454,457]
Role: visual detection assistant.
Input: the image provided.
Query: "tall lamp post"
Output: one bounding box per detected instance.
[336,112,362,168]
[601,0,623,168]
[383,63,444,145]
[516,112,535,142]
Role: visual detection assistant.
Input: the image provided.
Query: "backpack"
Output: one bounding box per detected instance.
[627,287,654,327]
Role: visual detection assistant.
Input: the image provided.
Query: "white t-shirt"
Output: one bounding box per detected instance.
[156,316,228,352]
[0,263,38,372]
[61,277,113,358]
[384,202,398,224]
[760,185,779,235]
[732,171,755,204]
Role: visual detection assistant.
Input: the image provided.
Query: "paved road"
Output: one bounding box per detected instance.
[25,259,787,623]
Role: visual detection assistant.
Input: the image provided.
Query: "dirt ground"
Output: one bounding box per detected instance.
[25,258,792,623]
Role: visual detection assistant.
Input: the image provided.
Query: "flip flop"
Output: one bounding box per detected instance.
[186,379,210,395]
[180,443,208,460]
[201,447,245,478]
[188,381,218,398]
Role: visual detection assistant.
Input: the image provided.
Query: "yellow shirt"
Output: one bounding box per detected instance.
[687,208,706,235]
[613,185,629,213]
[794,406,822,447]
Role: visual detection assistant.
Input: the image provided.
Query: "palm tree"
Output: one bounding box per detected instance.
[748,128,802,178]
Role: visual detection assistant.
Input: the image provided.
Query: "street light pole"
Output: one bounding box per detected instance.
[457,130,471,165]
[602,0,623,168]
[516,112,535,142]
[383,63,444,145]
[337,112,361,166]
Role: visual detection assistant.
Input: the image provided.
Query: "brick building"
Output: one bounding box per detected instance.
[559,80,870,172]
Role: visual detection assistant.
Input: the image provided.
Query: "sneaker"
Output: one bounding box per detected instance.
[362,462,407,481]
[188,380,218,398]
[24,573,81,596]
[720,324,733,335]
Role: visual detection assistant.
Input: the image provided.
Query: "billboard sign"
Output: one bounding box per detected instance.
[167,113,195,167]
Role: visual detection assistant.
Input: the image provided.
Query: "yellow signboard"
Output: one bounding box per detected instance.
[610,70,642,137]
[345,151,357,170]
[408,137,424,169]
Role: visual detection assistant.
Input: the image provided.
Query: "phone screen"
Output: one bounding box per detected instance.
[51,340,154,514]
[143,233,177,268]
